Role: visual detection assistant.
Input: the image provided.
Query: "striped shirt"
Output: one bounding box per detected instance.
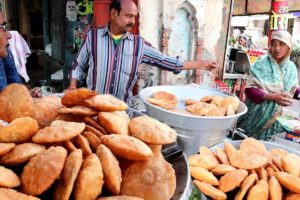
[71,25,184,102]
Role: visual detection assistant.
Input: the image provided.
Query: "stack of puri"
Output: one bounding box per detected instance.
[0,84,177,200]
[185,95,240,117]
[188,137,300,200]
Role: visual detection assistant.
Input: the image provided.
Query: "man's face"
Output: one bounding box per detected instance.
[238,37,247,47]
[270,39,290,63]
[0,12,11,58]
[111,0,138,33]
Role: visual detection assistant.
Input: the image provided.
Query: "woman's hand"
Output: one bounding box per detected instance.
[264,93,292,106]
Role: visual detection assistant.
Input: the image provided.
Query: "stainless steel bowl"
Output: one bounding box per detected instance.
[139,85,248,156]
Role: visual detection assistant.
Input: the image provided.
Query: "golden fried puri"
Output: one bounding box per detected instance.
[282,153,300,177]
[101,135,153,161]
[188,154,218,170]
[190,166,219,185]
[74,154,104,200]
[0,166,20,188]
[97,196,143,200]
[269,176,282,200]
[129,116,177,145]
[0,188,40,200]
[0,143,15,156]
[247,180,269,200]
[20,146,67,196]
[215,147,229,164]
[58,106,98,117]
[61,88,97,107]
[74,134,93,158]
[82,131,102,150]
[193,180,226,200]
[218,169,248,193]
[0,117,38,143]
[234,173,258,200]
[32,96,62,128]
[120,157,176,200]
[54,149,83,200]
[240,137,267,153]
[211,164,237,176]
[220,96,240,112]
[230,150,268,170]
[85,125,105,139]
[32,120,85,144]
[98,111,130,135]
[0,143,45,166]
[84,116,107,134]
[284,193,300,200]
[84,94,128,112]
[275,172,300,194]
[96,144,122,195]
[0,83,34,122]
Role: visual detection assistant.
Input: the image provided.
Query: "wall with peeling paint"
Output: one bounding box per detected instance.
[137,0,230,90]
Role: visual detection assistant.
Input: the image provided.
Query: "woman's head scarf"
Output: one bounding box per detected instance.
[271,30,292,49]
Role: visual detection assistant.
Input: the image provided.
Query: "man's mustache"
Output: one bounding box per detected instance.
[126,24,134,27]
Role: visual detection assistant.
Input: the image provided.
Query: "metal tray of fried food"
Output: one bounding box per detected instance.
[198,140,300,200]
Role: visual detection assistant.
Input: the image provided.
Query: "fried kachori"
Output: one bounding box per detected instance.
[84,94,128,112]
[98,111,130,135]
[61,88,96,107]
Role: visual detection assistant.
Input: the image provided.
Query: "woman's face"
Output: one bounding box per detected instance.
[238,37,247,47]
[270,39,290,63]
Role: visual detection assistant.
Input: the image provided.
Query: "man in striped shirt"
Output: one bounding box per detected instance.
[69,0,218,102]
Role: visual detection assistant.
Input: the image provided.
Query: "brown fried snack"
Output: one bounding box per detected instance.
[190,166,219,185]
[247,180,269,200]
[200,96,214,103]
[120,157,176,200]
[21,146,67,196]
[74,154,104,200]
[282,153,300,177]
[32,96,62,128]
[284,193,300,200]
[82,131,102,150]
[0,166,20,188]
[152,91,177,102]
[55,114,84,122]
[266,166,276,178]
[96,144,122,195]
[147,91,177,110]
[54,149,83,200]
[74,134,92,158]
[85,124,105,139]
[230,150,268,170]
[234,173,258,200]
[0,117,38,143]
[0,143,15,156]
[0,188,40,200]
[84,116,107,134]
[193,180,226,200]
[220,96,240,112]
[205,108,226,117]
[99,111,130,135]
[270,148,289,158]
[32,120,85,144]
[226,104,235,116]
[101,135,153,161]
[215,147,229,164]
[129,116,177,145]
[275,172,300,193]
[0,143,45,166]
[240,137,267,153]
[185,99,200,106]
[64,141,77,153]
[269,176,282,200]
[58,106,98,117]
[218,169,248,193]
[211,164,237,176]
[0,83,34,122]
[97,196,143,200]
[188,154,218,170]
[257,167,268,181]
[224,142,238,163]
[61,88,97,107]
[84,94,128,112]
[211,96,224,107]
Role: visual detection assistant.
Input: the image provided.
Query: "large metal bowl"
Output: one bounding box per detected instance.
[139,85,248,156]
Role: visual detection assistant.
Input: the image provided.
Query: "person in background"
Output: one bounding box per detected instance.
[237,30,299,140]
[0,10,40,97]
[68,0,218,102]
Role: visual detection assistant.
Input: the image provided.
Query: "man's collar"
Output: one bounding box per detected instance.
[101,24,134,41]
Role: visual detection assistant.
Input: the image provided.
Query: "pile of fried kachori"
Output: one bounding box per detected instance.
[0,84,177,200]
[189,137,300,200]
[146,90,240,116]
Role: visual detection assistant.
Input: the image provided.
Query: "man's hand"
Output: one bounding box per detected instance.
[29,87,42,98]
[264,93,292,106]
[202,60,219,70]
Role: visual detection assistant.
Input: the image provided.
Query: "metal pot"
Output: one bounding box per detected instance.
[139,85,248,156]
